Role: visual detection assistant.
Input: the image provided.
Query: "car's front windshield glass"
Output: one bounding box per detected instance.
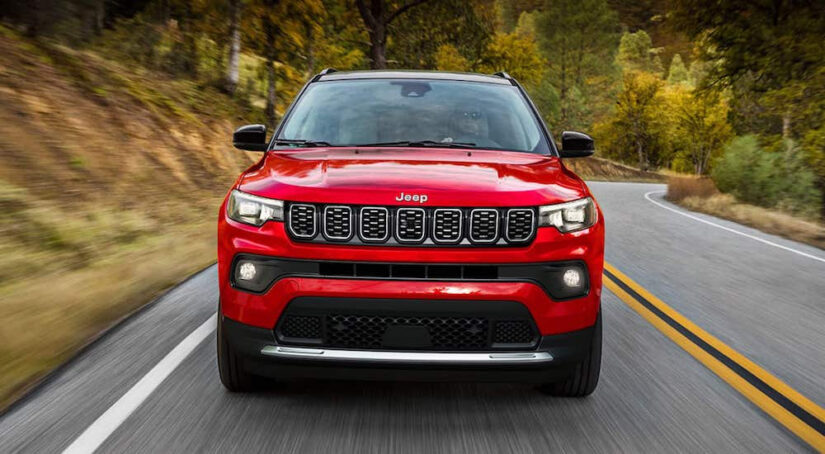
[277,78,549,154]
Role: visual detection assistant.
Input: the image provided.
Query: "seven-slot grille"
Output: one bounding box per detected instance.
[322,206,353,240]
[506,209,535,242]
[286,203,536,246]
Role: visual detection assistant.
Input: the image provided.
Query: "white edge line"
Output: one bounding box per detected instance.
[62,313,217,454]
[644,190,825,265]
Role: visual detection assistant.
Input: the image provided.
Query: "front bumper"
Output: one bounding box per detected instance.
[222,315,594,383]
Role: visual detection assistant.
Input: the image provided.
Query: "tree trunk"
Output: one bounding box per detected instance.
[265,60,277,127]
[93,0,105,36]
[368,22,387,69]
[225,0,241,95]
[782,111,792,150]
[637,138,646,172]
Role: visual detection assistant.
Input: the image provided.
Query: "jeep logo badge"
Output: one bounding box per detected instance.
[395,192,428,204]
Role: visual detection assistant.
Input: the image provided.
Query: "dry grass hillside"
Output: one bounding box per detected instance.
[0,27,259,410]
[566,156,663,182]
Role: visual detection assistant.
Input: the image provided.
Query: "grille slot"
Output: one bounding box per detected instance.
[505,209,535,242]
[359,207,389,242]
[325,314,489,350]
[493,320,536,345]
[432,209,462,243]
[469,209,499,243]
[396,208,426,242]
[323,206,353,240]
[278,315,322,341]
[288,204,317,238]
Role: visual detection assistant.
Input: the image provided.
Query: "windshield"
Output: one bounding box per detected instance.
[276,79,550,154]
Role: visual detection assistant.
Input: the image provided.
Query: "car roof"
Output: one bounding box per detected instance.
[316,70,513,85]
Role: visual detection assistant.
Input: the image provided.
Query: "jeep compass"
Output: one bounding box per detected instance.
[217,70,604,396]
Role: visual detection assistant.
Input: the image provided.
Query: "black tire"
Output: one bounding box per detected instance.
[217,316,256,392]
[538,311,602,397]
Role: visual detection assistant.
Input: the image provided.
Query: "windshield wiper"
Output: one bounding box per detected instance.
[355,140,477,149]
[273,139,332,147]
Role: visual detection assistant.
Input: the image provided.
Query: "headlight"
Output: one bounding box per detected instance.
[226,190,284,226]
[538,197,597,232]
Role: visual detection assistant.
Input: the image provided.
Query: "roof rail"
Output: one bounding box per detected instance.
[312,68,337,82]
[493,71,512,79]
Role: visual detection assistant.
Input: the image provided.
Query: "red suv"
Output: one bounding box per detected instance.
[217,70,604,396]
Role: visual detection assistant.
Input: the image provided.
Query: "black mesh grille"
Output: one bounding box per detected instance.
[470,209,499,243]
[493,320,536,345]
[396,208,426,242]
[288,204,317,238]
[325,314,488,350]
[323,206,352,240]
[360,208,389,241]
[506,209,534,242]
[433,209,462,243]
[278,315,322,340]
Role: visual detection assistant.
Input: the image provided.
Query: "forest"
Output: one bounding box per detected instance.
[2,0,824,218]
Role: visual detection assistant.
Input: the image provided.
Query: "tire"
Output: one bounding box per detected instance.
[217,316,256,392]
[538,311,602,397]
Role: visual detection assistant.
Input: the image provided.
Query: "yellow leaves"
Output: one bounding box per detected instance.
[434,44,471,72]
[478,32,545,88]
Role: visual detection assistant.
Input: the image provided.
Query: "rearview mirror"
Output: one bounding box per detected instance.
[560,131,594,158]
[233,124,268,151]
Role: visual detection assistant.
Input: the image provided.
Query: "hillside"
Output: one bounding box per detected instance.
[0,27,658,410]
[0,27,258,409]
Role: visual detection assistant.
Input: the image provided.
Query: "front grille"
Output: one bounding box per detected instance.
[323,206,352,240]
[285,203,537,246]
[360,207,389,242]
[275,298,540,352]
[288,204,317,238]
[493,320,536,345]
[433,209,462,243]
[505,209,535,242]
[279,315,322,340]
[469,209,499,243]
[326,314,488,350]
[396,208,426,242]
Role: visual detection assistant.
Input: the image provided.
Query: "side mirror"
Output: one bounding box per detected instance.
[233,124,268,151]
[559,131,594,158]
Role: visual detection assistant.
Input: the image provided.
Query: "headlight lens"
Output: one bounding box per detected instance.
[538,197,597,232]
[226,190,284,226]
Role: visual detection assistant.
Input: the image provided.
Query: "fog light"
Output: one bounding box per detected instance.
[562,268,582,287]
[238,262,257,281]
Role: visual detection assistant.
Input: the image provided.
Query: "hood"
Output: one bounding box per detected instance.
[238,148,587,206]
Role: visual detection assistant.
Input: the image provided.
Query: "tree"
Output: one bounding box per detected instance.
[666,53,689,86]
[604,70,664,171]
[669,88,732,175]
[478,31,545,89]
[434,44,471,71]
[536,0,621,129]
[225,0,243,94]
[616,30,662,75]
[354,0,432,69]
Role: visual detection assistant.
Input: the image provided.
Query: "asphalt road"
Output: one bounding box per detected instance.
[2,182,824,453]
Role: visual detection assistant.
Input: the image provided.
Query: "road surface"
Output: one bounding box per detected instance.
[2,182,824,453]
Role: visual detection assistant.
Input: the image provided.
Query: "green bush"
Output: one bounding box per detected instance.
[711,135,822,218]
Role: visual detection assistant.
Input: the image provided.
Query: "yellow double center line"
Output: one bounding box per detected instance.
[603,262,825,451]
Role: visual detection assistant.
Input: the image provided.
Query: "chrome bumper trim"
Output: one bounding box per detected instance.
[260,346,553,364]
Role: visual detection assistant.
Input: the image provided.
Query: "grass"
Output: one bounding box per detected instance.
[567,156,665,182]
[666,176,825,250]
[0,27,253,411]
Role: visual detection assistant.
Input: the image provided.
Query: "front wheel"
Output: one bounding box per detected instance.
[217,316,256,392]
[538,311,602,397]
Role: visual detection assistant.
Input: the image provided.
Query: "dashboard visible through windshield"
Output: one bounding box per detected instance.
[276,78,550,154]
